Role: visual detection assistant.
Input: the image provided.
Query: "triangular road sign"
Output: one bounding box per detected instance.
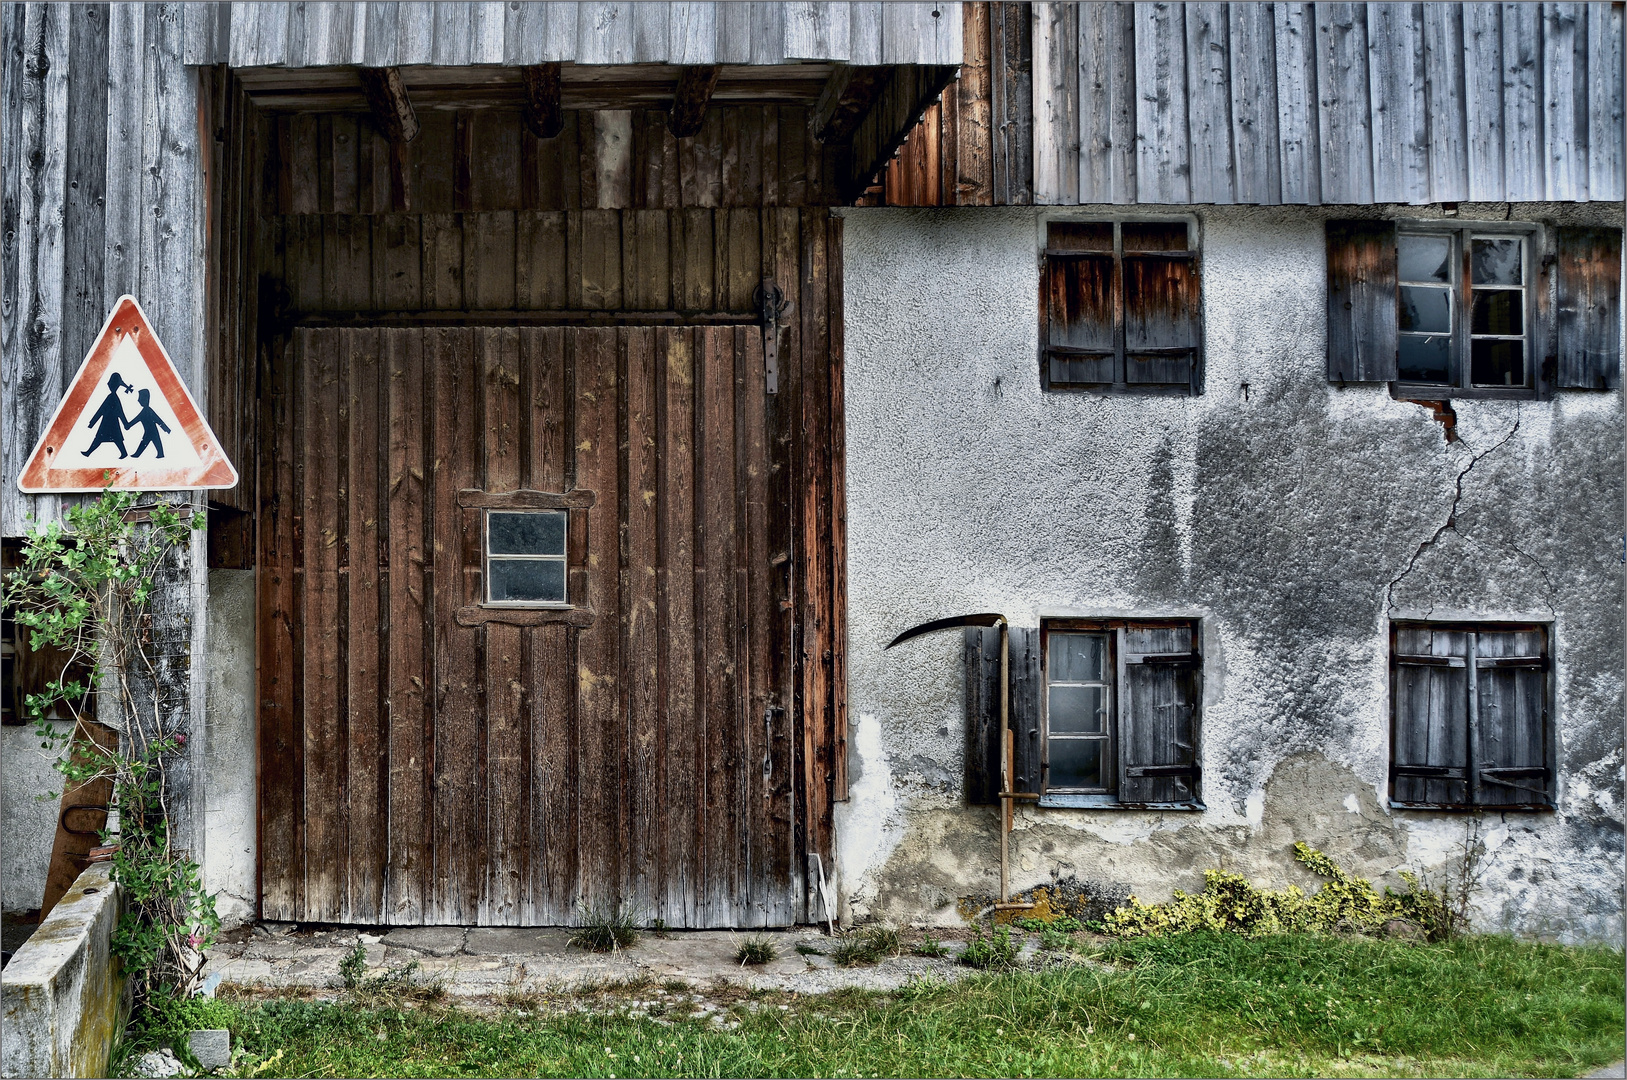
[18,296,238,493]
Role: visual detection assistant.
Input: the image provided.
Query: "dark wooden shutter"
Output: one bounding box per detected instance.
[1554,226,1623,390]
[1391,626,1470,807]
[1473,628,1552,808]
[1044,251,1117,387]
[963,626,1002,805]
[1009,627,1043,794]
[1326,219,1399,383]
[1117,624,1200,805]
[1123,250,1200,391]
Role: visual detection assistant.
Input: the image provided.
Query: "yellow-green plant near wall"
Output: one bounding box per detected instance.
[1,489,216,1002]
[1102,843,1455,941]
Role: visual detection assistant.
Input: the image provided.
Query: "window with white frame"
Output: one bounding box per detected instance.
[484,509,568,605]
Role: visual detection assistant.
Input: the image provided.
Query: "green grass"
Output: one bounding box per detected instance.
[117,933,1623,1079]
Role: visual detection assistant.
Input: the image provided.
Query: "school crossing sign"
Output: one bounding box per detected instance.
[17,296,237,493]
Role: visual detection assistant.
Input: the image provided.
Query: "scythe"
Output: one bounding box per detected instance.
[886,614,1037,911]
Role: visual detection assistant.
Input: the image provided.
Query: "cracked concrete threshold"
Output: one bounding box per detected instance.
[201,924,1067,1005]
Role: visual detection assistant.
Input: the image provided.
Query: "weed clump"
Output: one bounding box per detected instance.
[960,925,1019,969]
[1102,843,1457,940]
[831,925,903,967]
[735,936,777,965]
[912,933,949,958]
[332,942,446,1007]
[568,902,642,952]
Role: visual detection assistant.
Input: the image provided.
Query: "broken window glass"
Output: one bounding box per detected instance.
[1392,228,1531,393]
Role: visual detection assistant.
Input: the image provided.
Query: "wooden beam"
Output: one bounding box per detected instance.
[840,64,962,201]
[521,62,563,139]
[811,63,892,143]
[668,64,721,138]
[356,66,419,143]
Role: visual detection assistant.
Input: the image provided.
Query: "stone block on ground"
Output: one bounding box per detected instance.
[463,928,572,956]
[380,926,467,956]
[188,1029,231,1070]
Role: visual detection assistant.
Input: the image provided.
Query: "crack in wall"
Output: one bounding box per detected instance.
[1384,405,1523,617]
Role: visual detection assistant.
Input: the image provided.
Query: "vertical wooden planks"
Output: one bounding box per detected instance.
[1586,2,1624,201]
[573,327,622,918]
[1422,2,1469,202]
[1031,1,1078,205]
[990,0,1033,204]
[1500,1,1544,201]
[698,324,740,924]
[1464,3,1505,201]
[1079,0,1136,205]
[622,327,662,920]
[346,328,386,923]
[301,329,345,923]
[1366,2,1429,204]
[1227,0,1279,205]
[384,327,429,924]
[734,321,773,923]
[1274,1,1321,204]
[524,326,579,924]
[1184,2,1235,204]
[957,1,994,204]
[1133,2,1190,203]
[482,326,528,924]
[430,328,484,924]
[1314,2,1374,203]
[1541,2,1586,201]
[658,326,702,926]
[61,3,109,380]
[517,211,567,308]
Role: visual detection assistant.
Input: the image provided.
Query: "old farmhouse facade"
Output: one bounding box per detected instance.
[2,2,1622,944]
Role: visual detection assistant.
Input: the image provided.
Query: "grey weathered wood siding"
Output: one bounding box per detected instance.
[183,1,962,68]
[2,2,207,536]
[1031,1,1624,205]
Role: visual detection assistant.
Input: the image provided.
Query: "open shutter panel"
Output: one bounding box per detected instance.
[1326,219,1399,383]
[963,626,1002,806]
[1554,226,1623,390]
[1008,627,1043,795]
[1472,628,1552,808]
[1117,624,1200,805]
[1391,626,1470,807]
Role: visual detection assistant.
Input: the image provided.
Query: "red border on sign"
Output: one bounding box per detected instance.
[17,296,239,493]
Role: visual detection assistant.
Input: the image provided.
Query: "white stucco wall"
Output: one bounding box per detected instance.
[838,203,1625,943]
[1,722,72,914]
[203,568,257,928]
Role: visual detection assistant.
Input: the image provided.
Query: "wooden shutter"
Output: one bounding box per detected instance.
[1117,624,1200,805]
[1473,628,1552,808]
[963,625,1003,805]
[1391,626,1470,807]
[1009,627,1043,795]
[1326,219,1399,383]
[1044,251,1117,386]
[1123,246,1200,391]
[1554,226,1623,390]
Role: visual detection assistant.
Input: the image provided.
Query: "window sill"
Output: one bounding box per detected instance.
[1387,800,1553,813]
[1387,382,1542,402]
[1039,794,1205,811]
[455,604,595,628]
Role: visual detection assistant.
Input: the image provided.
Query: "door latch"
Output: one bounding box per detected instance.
[755,279,792,395]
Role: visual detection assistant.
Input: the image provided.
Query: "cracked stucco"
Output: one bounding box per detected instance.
[839,202,1624,943]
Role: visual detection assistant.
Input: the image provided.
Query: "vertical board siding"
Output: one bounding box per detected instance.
[258,199,840,926]
[195,1,962,67]
[1016,0,1622,206]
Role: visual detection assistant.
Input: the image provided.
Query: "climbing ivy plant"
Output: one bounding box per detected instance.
[1,489,217,1001]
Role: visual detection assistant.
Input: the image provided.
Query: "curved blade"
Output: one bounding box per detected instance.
[886,612,1006,650]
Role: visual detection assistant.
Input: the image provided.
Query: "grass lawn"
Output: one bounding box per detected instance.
[123,932,1624,1079]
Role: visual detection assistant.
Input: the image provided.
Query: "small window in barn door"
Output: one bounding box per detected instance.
[1390,622,1553,811]
[1038,619,1202,808]
[1042,219,1202,395]
[484,510,569,605]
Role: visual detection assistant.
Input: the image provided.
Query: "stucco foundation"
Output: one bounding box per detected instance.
[838,203,1625,944]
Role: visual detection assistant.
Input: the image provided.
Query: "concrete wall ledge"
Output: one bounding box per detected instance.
[1,864,128,1078]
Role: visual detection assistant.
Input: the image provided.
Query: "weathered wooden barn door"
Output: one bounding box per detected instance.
[258,323,802,926]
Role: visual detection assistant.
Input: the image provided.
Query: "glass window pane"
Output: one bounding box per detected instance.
[1049,632,1107,682]
[1398,335,1451,383]
[1398,234,1451,283]
[1471,339,1526,387]
[1049,685,1107,734]
[488,510,567,556]
[1399,285,1452,333]
[1471,289,1523,336]
[488,558,566,603]
[1049,739,1105,790]
[1471,237,1522,285]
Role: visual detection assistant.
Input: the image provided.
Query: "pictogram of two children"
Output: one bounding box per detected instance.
[83,373,171,459]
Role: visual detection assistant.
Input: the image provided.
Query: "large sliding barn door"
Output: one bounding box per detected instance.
[258,325,800,926]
